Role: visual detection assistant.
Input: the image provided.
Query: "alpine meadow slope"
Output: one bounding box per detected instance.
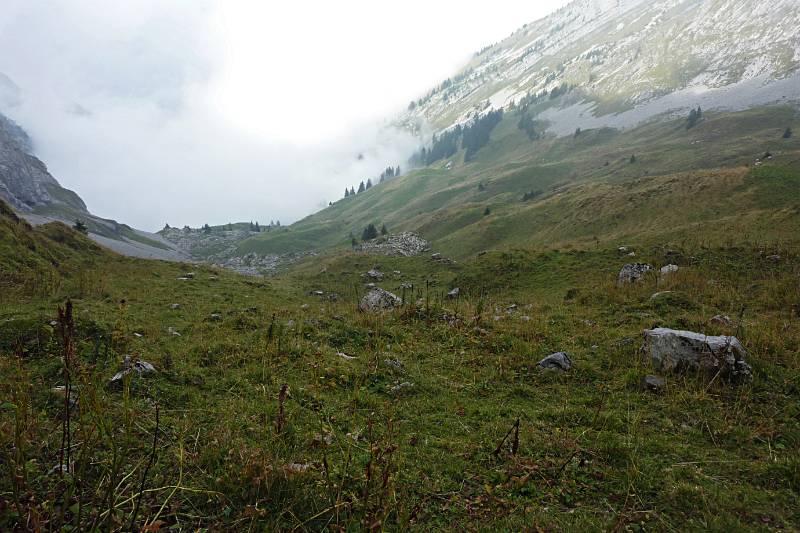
[1,0,799,531]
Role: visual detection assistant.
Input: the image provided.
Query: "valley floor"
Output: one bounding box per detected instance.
[1,237,798,530]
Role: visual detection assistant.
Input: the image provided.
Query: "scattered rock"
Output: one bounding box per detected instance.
[210,313,222,321]
[618,263,653,284]
[309,290,324,296]
[537,352,572,373]
[766,254,781,263]
[384,358,404,371]
[643,328,751,380]
[300,304,309,309]
[400,282,413,290]
[446,288,460,299]
[286,319,296,328]
[506,304,518,313]
[359,288,402,313]
[167,327,181,337]
[642,375,666,392]
[521,315,531,321]
[628,252,636,257]
[710,314,733,326]
[337,352,357,360]
[169,303,181,310]
[431,253,442,260]
[109,355,156,384]
[281,463,311,476]
[390,382,414,395]
[183,272,196,279]
[133,332,143,338]
[364,268,384,281]
[660,264,679,275]
[618,246,629,254]
[364,282,376,289]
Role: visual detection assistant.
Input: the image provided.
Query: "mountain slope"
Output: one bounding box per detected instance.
[0,109,187,261]
[402,0,800,134]
[237,105,799,258]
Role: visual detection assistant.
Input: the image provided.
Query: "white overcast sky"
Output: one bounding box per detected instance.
[0,0,570,230]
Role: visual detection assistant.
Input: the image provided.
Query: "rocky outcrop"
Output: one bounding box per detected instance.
[356,232,429,257]
[618,263,653,284]
[0,113,86,212]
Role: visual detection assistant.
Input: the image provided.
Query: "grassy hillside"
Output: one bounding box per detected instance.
[0,198,111,296]
[237,106,799,258]
[1,225,798,530]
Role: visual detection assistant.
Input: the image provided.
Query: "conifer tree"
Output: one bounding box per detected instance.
[361,223,378,241]
[784,127,793,139]
[381,224,388,236]
[366,179,373,189]
[358,181,365,193]
[73,219,88,234]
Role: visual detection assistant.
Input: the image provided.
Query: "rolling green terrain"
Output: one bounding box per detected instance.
[1,162,799,530]
[236,106,800,259]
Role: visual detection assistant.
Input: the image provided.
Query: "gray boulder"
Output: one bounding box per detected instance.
[364,268,384,281]
[447,287,460,299]
[537,352,572,373]
[643,328,751,379]
[619,263,653,283]
[359,288,402,312]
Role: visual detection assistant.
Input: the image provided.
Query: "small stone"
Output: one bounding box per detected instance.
[109,355,156,384]
[537,352,572,372]
[384,358,404,371]
[364,268,384,280]
[447,287,460,299]
[660,264,679,275]
[390,382,414,394]
[431,253,442,260]
[210,313,222,321]
[766,254,781,263]
[337,352,357,360]
[642,375,666,392]
[167,327,181,337]
[710,314,733,326]
[133,332,143,338]
[169,303,181,310]
[618,263,653,284]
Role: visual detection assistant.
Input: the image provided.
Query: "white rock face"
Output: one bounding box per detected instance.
[643,328,751,379]
[401,0,800,135]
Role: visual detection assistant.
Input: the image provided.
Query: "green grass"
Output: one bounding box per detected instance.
[1,196,798,530]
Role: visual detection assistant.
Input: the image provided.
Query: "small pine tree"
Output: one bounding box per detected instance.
[483,207,491,216]
[395,165,401,176]
[255,221,260,232]
[366,179,373,189]
[351,236,358,248]
[344,188,350,198]
[73,219,88,234]
[784,127,793,139]
[358,181,365,193]
[630,154,636,164]
[380,224,388,236]
[202,223,211,234]
[574,127,581,137]
[478,182,485,191]
[361,223,378,241]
